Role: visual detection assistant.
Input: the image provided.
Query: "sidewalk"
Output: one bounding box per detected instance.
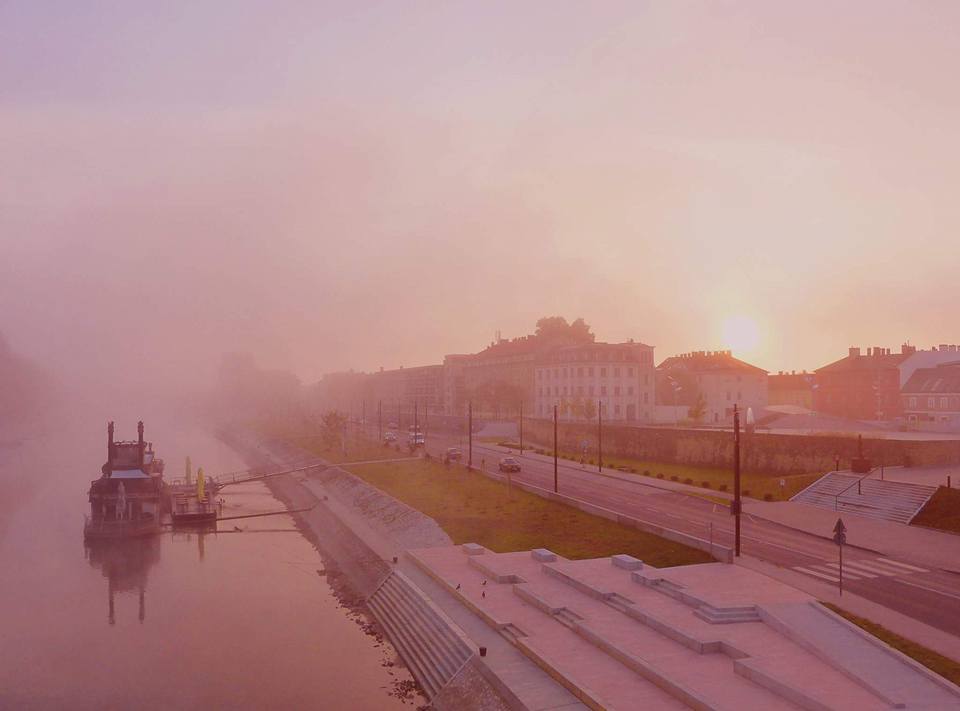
[738,555,960,664]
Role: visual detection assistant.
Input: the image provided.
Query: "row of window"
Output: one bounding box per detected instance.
[538,402,650,418]
[905,395,960,411]
[538,366,650,380]
[539,385,650,401]
[548,350,652,364]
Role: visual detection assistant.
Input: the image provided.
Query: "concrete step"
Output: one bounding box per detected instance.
[372,588,445,697]
[367,595,441,697]
[391,576,471,665]
[791,472,937,524]
[378,582,458,683]
[384,582,463,679]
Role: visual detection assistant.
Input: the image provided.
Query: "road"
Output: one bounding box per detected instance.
[402,427,960,639]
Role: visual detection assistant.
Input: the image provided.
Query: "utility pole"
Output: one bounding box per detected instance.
[519,401,524,454]
[598,399,603,473]
[733,404,742,557]
[468,401,473,468]
[554,404,559,493]
[414,398,418,434]
[378,400,382,442]
[362,400,366,431]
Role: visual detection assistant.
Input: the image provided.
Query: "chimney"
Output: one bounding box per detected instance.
[940,344,949,352]
[849,347,861,357]
[901,343,916,355]
[107,421,115,467]
[137,421,145,469]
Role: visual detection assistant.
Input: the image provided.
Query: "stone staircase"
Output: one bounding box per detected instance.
[366,571,474,699]
[791,472,937,524]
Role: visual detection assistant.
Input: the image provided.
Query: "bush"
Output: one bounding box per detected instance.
[701,481,711,489]
[684,478,694,486]
[764,493,775,502]
[657,473,665,479]
[743,489,752,498]
[587,458,594,465]
[643,470,651,477]
[629,467,637,474]
[718,484,728,492]
[670,475,679,482]
[424,452,432,460]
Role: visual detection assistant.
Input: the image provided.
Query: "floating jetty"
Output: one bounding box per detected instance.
[84,421,326,540]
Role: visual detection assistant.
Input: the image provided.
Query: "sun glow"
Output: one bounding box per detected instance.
[721,315,761,355]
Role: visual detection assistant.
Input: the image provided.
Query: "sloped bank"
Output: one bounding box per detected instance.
[217,427,509,711]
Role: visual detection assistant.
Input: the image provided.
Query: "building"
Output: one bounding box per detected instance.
[901,362,960,431]
[534,341,656,422]
[814,346,910,421]
[656,350,768,425]
[768,371,815,409]
[899,343,960,386]
[455,336,542,419]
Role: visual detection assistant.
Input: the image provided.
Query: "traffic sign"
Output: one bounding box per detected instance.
[833,517,847,546]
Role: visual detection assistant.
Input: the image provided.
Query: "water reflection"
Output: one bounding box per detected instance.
[85,537,161,625]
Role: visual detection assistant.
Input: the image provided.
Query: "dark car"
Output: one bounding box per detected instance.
[444,447,463,463]
[498,457,521,473]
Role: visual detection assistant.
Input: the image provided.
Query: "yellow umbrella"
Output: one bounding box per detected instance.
[196,467,205,502]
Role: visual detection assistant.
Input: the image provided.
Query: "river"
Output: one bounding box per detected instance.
[0,408,420,709]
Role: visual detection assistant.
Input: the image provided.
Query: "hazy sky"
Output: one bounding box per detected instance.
[2,1,958,390]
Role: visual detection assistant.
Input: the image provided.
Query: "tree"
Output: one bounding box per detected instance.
[688,393,707,423]
[582,399,597,421]
[320,410,347,450]
[534,316,595,345]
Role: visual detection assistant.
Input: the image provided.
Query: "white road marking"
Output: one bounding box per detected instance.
[795,567,842,583]
[892,579,960,603]
[825,562,877,578]
[876,558,929,574]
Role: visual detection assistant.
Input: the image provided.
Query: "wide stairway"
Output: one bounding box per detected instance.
[366,571,474,699]
[791,472,937,524]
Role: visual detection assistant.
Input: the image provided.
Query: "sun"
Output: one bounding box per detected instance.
[720,315,760,354]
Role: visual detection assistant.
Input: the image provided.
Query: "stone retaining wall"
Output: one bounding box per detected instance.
[524,420,960,475]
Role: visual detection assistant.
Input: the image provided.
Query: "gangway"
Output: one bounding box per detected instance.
[209,460,329,489]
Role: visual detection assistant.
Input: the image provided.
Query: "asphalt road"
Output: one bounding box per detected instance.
[416,430,960,639]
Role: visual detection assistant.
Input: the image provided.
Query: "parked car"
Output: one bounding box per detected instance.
[383,431,397,443]
[498,457,521,473]
[444,447,463,463]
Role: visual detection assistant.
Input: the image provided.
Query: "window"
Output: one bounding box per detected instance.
[614,386,621,396]
[909,396,917,408]
[601,368,607,377]
[628,367,634,377]
[577,386,583,396]
[737,391,741,400]
[563,386,568,396]
[614,367,621,377]
[627,386,634,396]
[589,385,595,396]
[643,392,649,404]
[614,404,621,416]
[538,387,542,396]
[553,368,558,378]
[563,368,568,378]
[588,367,594,376]
[601,386,608,396]
[941,397,949,409]
[928,397,936,409]
[644,375,649,385]
[726,391,731,401]
[577,367,583,377]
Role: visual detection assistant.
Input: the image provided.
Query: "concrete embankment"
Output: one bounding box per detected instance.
[218,428,512,711]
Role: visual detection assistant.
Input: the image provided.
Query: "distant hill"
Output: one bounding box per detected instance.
[0,332,56,426]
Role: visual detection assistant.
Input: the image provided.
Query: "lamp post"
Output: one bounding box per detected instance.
[554,404,559,493]
[378,400,382,442]
[598,399,603,473]
[519,401,524,455]
[468,401,473,468]
[733,404,742,557]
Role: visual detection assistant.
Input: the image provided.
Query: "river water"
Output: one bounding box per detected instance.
[0,409,420,709]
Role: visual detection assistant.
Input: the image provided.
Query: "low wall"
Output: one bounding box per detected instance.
[523,420,960,475]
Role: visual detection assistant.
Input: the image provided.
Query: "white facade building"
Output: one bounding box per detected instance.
[534,341,656,422]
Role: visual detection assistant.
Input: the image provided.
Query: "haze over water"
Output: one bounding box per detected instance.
[0,410,416,710]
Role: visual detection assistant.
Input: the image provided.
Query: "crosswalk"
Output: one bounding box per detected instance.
[793,557,929,584]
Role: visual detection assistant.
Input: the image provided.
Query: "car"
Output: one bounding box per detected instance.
[498,457,521,473]
[383,431,397,443]
[444,447,463,463]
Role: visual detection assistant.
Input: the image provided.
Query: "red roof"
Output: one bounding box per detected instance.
[657,351,766,375]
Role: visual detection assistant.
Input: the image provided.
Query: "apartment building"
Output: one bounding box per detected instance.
[656,350,767,425]
[534,341,656,422]
[902,363,960,431]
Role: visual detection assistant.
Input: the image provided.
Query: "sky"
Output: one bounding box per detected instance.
[2,1,959,392]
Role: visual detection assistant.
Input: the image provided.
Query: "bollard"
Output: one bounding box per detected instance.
[392,556,398,564]
[479,647,487,657]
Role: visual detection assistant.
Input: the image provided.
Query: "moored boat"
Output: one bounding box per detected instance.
[84,421,165,540]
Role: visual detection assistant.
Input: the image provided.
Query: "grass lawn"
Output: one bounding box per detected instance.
[343,456,714,567]
[911,486,960,534]
[822,603,960,686]
[518,441,821,501]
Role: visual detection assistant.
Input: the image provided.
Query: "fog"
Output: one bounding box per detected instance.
[3,1,960,403]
